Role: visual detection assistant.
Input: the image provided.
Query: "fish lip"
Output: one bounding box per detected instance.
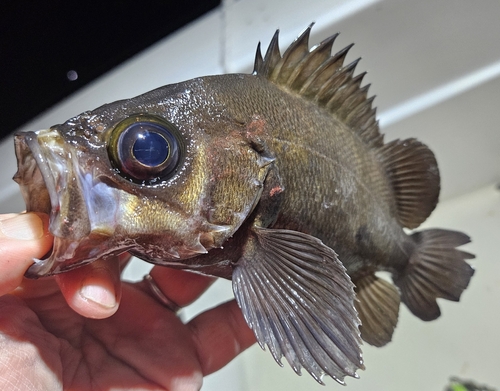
[13,130,62,221]
[23,131,60,214]
[14,129,79,277]
[13,130,59,276]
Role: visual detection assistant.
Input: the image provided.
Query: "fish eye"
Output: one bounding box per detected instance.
[108,114,183,184]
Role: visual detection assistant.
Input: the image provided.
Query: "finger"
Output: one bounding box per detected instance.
[56,254,126,319]
[144,266,216,308]
[188,299,256,375]
[97,284,204,391]
[0,212,53,296]
[118,252,133,273]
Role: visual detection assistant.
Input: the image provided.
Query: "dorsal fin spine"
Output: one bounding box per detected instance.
[319,55,359,103]
[346,97,372,127]
[334,71,366,112]
[253,26,441,227]
[253,29,378,147]
[348,107,374,133]
[301,44,354,98]
[321,62,360,111]
[253,42,264,75]
[272,26,312,84]
[288,34,339,90]
[262,30,281,78]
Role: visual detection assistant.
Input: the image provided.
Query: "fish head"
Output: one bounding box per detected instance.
[14,78,272,277]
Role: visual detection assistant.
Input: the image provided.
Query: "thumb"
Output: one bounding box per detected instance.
[0,212,53,296]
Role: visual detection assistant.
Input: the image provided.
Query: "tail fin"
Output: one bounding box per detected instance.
[394,229,475,321]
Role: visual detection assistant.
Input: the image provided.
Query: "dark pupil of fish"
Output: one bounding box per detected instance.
[132,130,169,166]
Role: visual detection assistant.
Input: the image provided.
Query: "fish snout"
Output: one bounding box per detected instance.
[13,129,114,277]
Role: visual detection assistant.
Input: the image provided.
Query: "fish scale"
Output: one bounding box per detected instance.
[13,25,474,385]
[209,74,398,270]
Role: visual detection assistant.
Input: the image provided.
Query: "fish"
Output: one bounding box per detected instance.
[13,25,475,385]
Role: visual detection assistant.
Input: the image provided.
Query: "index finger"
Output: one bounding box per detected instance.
[139,266,216,309]
[188,299,256,375]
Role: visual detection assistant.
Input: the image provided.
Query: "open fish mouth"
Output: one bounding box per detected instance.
[14,131,60,217]
[14,129,82,277]
[13,129,119,277]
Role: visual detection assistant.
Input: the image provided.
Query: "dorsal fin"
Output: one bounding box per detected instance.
[254,25,442,228]
[253,25,382,148]
[378,138,440,228]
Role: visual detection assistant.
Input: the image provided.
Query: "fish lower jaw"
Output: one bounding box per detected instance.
[23,236,82,278]
[25,232,122,278]
[25,256,59,278]
[141,241,208,262]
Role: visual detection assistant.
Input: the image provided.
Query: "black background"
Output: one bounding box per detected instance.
[1,0,220,141]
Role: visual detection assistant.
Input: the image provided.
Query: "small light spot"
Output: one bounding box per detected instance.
[67,70,78,81]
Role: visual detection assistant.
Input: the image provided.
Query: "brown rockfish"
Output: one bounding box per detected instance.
[13,26,474,384]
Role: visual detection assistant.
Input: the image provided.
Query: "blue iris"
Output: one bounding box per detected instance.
[133,130,169,166]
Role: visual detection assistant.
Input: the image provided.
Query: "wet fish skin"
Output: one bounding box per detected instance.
[15,79,272,273]
[13,26,475,384]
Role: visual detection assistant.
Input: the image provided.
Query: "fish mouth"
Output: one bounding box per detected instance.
[14,129,117,277]
[15,131,60,216]
[14,129,77,277]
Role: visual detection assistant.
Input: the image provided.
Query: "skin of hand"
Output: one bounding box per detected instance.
[0,212,256,391]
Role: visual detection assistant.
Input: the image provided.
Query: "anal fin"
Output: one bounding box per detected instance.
[355,274,400,347]
[394,229,475,321]
[232,227,364,384]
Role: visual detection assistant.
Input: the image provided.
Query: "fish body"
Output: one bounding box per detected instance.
[13,26,474,384]
[190,73,411,277]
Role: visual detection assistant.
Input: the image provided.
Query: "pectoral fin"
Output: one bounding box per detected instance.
[232,227,364,384]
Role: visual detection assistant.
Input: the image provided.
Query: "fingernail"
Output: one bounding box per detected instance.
[0,213,44,240]
[79,283,117,309]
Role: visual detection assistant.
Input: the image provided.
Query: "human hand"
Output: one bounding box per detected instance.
[0,212,256,391]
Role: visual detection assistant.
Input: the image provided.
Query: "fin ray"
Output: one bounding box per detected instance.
[271,25,312,84]
[378,138,440,228]
[254,27,445,229]
[355,274,400,347]
[288,34,339,90]
[233,227,364,384]
[253,27,381,148]
[394,229,475,321]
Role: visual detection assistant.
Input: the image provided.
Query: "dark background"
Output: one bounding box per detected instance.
[1,0,221,141]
